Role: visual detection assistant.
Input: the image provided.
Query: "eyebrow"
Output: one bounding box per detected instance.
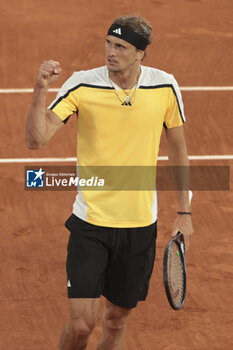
[106,38,127,49]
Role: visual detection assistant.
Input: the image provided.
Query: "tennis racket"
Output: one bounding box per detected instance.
[163,231,186,310]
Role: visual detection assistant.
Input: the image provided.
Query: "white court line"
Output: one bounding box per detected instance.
[1,155,233,163]
[0,87,233,93]
[180,86,233,91]
[0,88,58,93]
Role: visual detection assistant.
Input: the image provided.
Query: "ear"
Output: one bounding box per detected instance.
[136,49,146,62]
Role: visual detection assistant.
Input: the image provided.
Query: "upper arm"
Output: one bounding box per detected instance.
[48,72,80,123]
[45,109,64,140]
[165,125,187,151]
[163,75,185,129]
[45,73,79,142]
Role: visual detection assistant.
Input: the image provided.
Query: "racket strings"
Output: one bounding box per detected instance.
[167,243,184,306]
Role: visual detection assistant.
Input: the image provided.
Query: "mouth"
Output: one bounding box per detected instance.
[107,58,118,66]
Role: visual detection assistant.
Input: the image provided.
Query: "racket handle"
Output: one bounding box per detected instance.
[177,231,185,253]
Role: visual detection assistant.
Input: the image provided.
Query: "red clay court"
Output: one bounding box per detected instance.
[0,1,233,349]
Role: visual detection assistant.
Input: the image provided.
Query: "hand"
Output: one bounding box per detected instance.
[171,214,194,251]
[36,60,62,89]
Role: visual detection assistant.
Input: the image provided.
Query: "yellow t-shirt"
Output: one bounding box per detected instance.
[49,65,185,227]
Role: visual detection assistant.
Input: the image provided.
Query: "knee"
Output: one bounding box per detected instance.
[70,318,95,339]
[103,305,131,331]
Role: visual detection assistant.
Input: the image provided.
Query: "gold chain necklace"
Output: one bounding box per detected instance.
[108,73,139,106]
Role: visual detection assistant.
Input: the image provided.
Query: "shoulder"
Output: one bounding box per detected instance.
[140,65,178,87]
[51,66,109,104]
[66,66,109,88]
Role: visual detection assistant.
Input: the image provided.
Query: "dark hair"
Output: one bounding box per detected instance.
[113,15,152,46]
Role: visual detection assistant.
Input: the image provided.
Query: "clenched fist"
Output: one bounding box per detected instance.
[36,60,62,89]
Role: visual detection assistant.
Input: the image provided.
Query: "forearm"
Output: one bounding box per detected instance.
[26,86,49,149]
[166,124,194,247]
[26,60,62,149]
[168,144,190,211]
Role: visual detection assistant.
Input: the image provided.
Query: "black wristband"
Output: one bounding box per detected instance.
[177,211,192,215]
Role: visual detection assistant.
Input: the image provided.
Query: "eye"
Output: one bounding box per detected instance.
[116,44,125,50]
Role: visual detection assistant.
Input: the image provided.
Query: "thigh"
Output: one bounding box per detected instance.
[103,222,157,309]
[65,214,109,298]
[103,299,132,321]
[69,298,101,328]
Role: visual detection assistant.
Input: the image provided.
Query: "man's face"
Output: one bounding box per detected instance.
[105,35,143,73]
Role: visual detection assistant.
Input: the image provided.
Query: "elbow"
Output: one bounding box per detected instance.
[25,130,48,149]
[26,137,44,150]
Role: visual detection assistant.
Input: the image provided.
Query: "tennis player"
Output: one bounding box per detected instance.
[26,15,193,350]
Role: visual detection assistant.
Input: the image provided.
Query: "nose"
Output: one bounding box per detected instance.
[106,44,116,57]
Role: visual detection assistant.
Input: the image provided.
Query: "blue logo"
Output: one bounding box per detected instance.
[26,168,45,188]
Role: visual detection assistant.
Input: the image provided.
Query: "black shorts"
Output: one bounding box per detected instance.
[65,214,157,309]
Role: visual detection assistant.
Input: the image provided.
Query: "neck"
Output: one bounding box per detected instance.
[109,65,141,90]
